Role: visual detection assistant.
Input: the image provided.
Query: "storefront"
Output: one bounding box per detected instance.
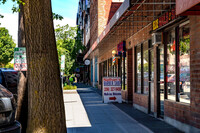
[84,0,200,132]
[131,6,199,131]
[98,41,133,102]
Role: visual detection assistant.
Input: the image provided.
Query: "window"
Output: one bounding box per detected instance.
[113,62,117,77]
[166,29,176,101]
[164,21,190,103]
[108,58,113,76]
[143,42,149,94]
[135,41,151,94]
[179,22,190,103]
[122,57,127,90]
[103,60,107,77]
[136,45,141,93]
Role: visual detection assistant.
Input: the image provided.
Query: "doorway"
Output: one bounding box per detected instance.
[149,48,154,114]
[157,44,164,118]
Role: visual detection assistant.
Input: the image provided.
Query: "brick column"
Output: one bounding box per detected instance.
[127,48,133,102]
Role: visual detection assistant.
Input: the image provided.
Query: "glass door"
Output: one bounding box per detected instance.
[149,49,154,114]
[157,44,164,118]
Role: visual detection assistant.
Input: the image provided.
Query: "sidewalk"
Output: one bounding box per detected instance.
[64,84,153,133]
[64,83,182,133]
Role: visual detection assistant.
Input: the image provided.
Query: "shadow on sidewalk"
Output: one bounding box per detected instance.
[74,83,183,133]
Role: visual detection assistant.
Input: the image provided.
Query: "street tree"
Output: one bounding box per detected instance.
[0,27,16,67]
[0,0,67,132]
[55,24,85,76]
[22,0,66,132]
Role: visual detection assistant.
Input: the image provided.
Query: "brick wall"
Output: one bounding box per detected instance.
[133,94,149,109]
[90,0,122,48]
[90,0,98,47]
[122,90,128,101]
[98,0,112,36]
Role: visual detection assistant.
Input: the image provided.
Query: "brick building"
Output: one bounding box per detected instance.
[79,0,200,132]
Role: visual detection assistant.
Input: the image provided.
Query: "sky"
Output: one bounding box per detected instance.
[0,0,79,45]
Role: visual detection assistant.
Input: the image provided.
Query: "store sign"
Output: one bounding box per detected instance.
[153,9,177,31]
[14,47,27,71]
[103,77,122,103]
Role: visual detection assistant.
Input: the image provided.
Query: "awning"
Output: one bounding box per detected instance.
[84,0,176,60]
[176,0,200,15]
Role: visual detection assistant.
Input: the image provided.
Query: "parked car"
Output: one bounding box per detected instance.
[0,69,19,100]
[0,84,21,133]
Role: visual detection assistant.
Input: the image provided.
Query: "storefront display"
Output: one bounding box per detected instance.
[179,21,190,103]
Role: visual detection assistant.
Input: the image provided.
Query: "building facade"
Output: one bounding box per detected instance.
[78,0,200,132]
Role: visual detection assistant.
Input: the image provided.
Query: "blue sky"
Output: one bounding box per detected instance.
[52,0,79,20]
[0,0,79,44]
[0,0,79,20]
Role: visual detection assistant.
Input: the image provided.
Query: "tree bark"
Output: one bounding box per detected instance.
[23,0,67,132]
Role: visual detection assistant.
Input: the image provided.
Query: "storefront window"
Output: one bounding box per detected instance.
[103,60,107,77]
[122,57,127,90]
[143,42,149,94]
[108,58,113,76]
[118,58,122,77]
[167,29,176,101]
[125,57,127,90]
[136,45,141,93]
[113,63,117,77]
[179,22,190,103]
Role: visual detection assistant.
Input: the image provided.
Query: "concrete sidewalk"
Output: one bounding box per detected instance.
[73,83,182,133]
[64,84,153,133]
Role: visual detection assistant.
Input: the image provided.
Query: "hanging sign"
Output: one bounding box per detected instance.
[103,77,122,103]
[117,41,126,57]
[14,47,27,71]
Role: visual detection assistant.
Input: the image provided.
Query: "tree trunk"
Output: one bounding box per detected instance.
[18,4,26,47]
[23,0,67,132]
[17,4,28,133]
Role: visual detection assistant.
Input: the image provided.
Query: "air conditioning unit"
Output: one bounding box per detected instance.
[152,33,162,45]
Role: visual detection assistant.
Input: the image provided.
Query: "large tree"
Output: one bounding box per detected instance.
[22,0,66,132]
[55,24,84,75]
[0,27,16,67]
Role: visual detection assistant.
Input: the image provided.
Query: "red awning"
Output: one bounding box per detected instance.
[176,0,200,15]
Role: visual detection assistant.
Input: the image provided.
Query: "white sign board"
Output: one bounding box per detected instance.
[14,47,27,71]
[103,77,122,103]
[61,55,65,70]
